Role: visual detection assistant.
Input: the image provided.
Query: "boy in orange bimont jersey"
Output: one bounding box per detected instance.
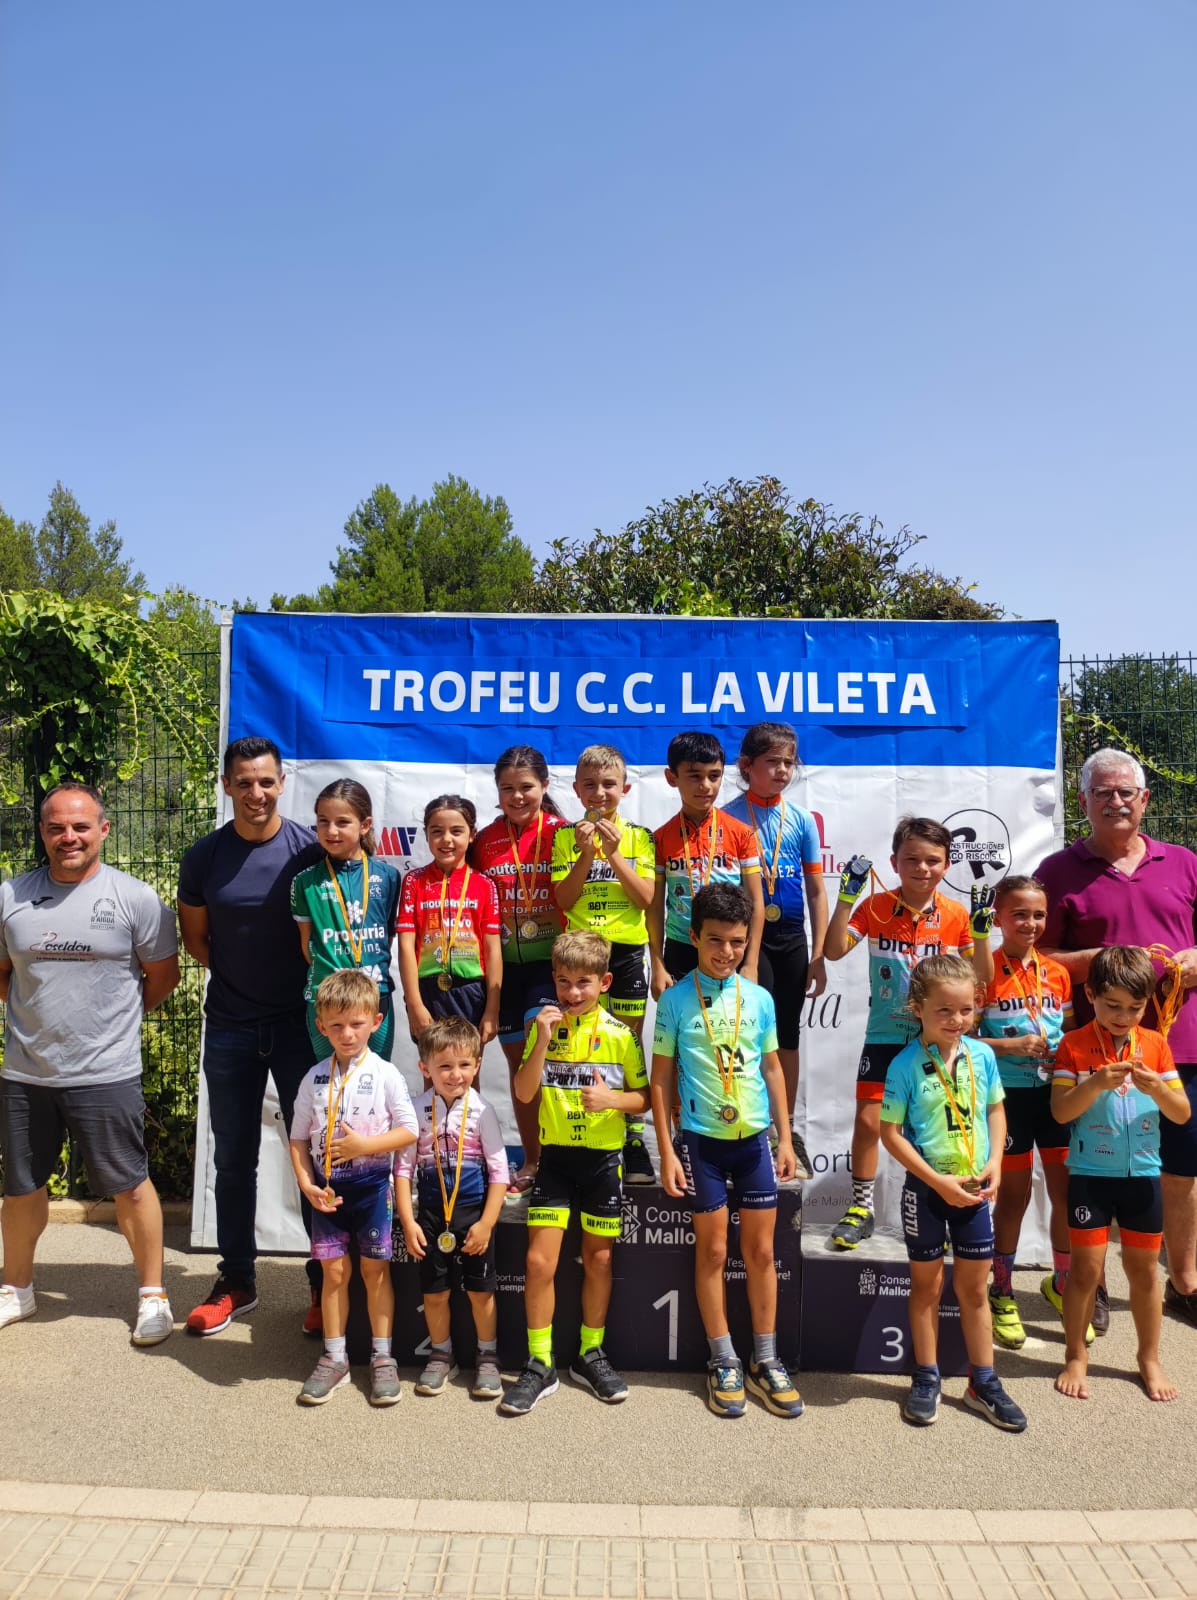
[824,816,995,1248]
[649,730,764,991]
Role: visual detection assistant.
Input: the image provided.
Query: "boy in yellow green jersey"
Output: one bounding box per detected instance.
[499,931,649,1415]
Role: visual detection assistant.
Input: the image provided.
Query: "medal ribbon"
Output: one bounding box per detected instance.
[680,813,721,903]
[926,1041,977,1175]
[430,1089,471,1230]
[323,1053,365,1181]
[1093,1023,1140,1095]
[568,1009,604,1115]
[437,865,473,973]
[506,812,544,933]
[325,854,369,965]
[745,795,785,909]
[1144,943,1184,1039]
[693,971,742,1106]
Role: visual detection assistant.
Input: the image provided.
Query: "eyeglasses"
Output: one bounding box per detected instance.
[1089,786,1141,803]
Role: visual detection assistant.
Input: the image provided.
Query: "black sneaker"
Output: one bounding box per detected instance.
[1092,1282,1111,1336]
[830,1205,874,1249]
[1165,1278,1197,1327]
[789,1131,813,1182]
[568,1346,629,1404]
[498,1358,559,1416]
[623,1136,655,1186]
[902,1371,941,1427]
[964,1376,1027,1433]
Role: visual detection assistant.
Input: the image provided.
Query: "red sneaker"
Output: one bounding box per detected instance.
[302,1286,323,1338]
[185,1279,258,1336]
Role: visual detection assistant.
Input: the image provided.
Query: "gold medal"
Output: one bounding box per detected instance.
[431,1088,470,1255]
[719,1102,738,1125]
[584,807,602,823]
[693,971,742,1129]
[435,864,473,995]
[764,903,782,923]
[506,814,546,949]
[436,971,454,992]
[746,796,786,921]
[437,1229,457,1254]
[520,919,540,940]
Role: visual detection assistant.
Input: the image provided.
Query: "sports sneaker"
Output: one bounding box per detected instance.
[902,1371,941,1427]
[498,1357,559,1416]
[470,1354,503,1399]
[964,1375,1027,1433]
[298,1353,351,1406]
[746,1357,804,1418]
[623,1136,655,1186]
[1092,1283,1110,1336]
[1039,1274,1094,1346]
[1165,1278,1197,1327]
[0,1285,36,1330]
[302,1286,323,1338]
[414,1352,459,1395]
[789,1131,814,1183]
[186,1279,258,1336]
[569,1346,629,1404]
[988,1291,1026,1351]
[830,1205,874,1250]
[369,1355,402,1406]
[706,1358,746,1418]
[132,1294,174,1347]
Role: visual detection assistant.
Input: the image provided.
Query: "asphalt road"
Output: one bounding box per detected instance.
[4,1223,1197,1514]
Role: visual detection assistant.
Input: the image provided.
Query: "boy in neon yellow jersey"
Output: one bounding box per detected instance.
[499,930,648,1415]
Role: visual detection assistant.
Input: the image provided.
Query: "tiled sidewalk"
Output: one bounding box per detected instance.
[2,1487,1197,1600]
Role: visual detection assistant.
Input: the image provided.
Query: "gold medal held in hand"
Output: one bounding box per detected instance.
[584,807,602,823]
[431,1088,471,1260]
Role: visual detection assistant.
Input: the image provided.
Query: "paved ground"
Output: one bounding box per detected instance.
[4,1223,1197,1598]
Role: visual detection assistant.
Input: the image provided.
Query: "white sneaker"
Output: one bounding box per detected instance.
[0,1285,36,1330]
[132,1294,174,1346]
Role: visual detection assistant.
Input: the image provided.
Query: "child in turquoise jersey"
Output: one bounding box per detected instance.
[725,721,828,1178]
[291,779,401,1061]
[880,954,1025,1433]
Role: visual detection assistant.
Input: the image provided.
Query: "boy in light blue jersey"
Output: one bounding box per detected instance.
[651,883,801,1421]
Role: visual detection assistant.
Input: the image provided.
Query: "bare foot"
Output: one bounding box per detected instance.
[1138,1357,1179,1402]
[1056,1358,1090,1399]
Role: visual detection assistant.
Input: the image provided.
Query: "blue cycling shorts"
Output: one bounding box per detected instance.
[675,1128,777,1215]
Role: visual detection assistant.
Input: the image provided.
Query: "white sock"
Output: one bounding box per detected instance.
[139,1285,166,1298]
[325,1335,348,1361]
[372,1336,391,1359]
[2,1283,34,1306]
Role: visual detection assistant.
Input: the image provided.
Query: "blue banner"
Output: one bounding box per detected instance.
[228,614,1059,769]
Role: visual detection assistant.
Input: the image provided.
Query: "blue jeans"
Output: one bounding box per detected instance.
[202,1011,316,1289]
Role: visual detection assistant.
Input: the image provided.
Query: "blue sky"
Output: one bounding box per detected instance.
[2,1,1193,656]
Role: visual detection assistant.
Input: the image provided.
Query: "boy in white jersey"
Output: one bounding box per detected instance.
[395,1017,510,1399]
[289,971,418,1407]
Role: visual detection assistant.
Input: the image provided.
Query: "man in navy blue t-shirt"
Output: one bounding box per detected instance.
[178,736,322,1335]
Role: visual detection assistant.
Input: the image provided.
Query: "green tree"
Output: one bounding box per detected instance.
[274,476,532,613]
[518,476,1002,621]
[31,481,145,602]
[1061,655,1197,849]
[0,507,38,590]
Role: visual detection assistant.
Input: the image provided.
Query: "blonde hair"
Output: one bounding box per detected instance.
[552,929,612,977]
[907,954,976,1009]
[417,1016,482,1063]
[315,970,380,1018]
[575,744,626,781]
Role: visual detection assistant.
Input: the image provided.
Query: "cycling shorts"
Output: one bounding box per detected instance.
[674,1127,777,1215]
[1068,1172,1162,1252]
[901,1174,994,1263]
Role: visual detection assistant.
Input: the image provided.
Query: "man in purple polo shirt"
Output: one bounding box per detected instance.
[1037,748,1197,1329]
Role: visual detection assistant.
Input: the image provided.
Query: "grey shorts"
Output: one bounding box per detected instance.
[0,1076,149,1197]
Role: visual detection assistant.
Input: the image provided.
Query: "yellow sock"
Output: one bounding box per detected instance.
[528,1325,553,1365]
[579,1323,604,1355]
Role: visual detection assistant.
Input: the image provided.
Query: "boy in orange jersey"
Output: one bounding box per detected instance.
[1052,945,1190,1403]
[824,816,994,1249]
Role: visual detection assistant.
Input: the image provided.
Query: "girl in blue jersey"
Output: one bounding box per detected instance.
[726,723,828,1171]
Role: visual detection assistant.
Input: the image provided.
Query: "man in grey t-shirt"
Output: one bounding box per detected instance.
[0,783,179,1345]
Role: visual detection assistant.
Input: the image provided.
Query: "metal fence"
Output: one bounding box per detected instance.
[2,647,1195,1197]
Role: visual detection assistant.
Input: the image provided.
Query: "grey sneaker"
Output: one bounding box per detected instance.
[298,1353,351,1406]
[132,1294,174,1347]
[789,1131,814,1182]
[369,1355,402,1406]
[415,1352,459,1396]
[471,1354,503,1399]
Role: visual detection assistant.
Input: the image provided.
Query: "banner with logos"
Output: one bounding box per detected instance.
[192,612,1062,1272]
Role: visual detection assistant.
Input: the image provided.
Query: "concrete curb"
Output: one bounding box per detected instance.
[2,1481,1195,1544]
[46,1199,192,1225]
